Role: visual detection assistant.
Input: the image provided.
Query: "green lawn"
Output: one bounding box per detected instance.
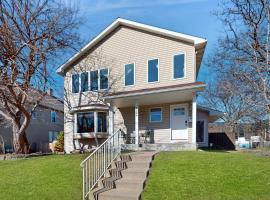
[0,154,87,200]
[142,151,270,200]
[1,152,270,200]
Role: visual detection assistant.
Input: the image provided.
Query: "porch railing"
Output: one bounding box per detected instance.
[80,129,122,200]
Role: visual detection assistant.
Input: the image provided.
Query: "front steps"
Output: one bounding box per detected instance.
[93,151,156,200]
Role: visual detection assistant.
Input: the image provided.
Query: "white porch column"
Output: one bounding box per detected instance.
[192,94,197,144]
[135,103,139,145]
[109,104,114,136]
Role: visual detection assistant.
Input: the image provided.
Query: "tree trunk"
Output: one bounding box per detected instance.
[12,123,29,154]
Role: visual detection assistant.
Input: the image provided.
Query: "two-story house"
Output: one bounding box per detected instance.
[57,18,217,153]
[0,90,64,153]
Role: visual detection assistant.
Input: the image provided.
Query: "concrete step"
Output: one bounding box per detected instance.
[121,168,149,179]
[99,188,141,200]
[115,178,145,191]
[126,161,151,169]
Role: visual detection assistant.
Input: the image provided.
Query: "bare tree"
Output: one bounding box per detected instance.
[206,0,270,131]
[0,0,81,153]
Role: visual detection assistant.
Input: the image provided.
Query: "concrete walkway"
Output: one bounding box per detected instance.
[96,151,156,200]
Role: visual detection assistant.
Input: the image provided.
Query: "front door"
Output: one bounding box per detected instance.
[170,105,188,140]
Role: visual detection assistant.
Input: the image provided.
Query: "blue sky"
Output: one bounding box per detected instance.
[55,0,222,96]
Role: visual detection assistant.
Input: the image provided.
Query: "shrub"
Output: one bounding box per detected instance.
[54,131,64,152]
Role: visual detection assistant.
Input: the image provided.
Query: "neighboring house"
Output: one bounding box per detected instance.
[57,18,218,153]
[0,91,64,153]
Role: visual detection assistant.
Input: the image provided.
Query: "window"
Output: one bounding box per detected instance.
[149,108,162,122]
[148,59,159,83]
[77,112,95,133]
[173,108,185,116]
[124,63,135,86]
[76,111,108,133]
[90,70,98,91]
[81,72,89,92]
[98,112,107,132]
[173,53,185,79]
[100,68,108,89]
[51,111,56,123]
[49,131,59,142]
[196,121,204,142]
[72,74,80,93]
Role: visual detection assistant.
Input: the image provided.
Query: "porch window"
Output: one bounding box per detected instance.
[98,112,107,132]
[77,112,95,133]
[196,120,204,142]
[173,53,185,79]
[81,72,89,92]
[148,59,159,83]
[124,63,135,86]
[72,74,80,93]
[149,108,162,122]
[90,70,98,91]
[100,68,108,89]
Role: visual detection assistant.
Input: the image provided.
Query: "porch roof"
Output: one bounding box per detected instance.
[104,82,206,107]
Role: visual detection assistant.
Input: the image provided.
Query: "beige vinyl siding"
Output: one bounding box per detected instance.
[114,102,193,144]
[64,26,196,108]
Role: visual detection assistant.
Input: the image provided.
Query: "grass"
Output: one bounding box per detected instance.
[0,154,87,200]
[142,151,270,200]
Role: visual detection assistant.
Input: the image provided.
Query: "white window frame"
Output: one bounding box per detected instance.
[147,58,159,83]
[124,63,136,87]
[172,52,186,80]
[149,107,163,123]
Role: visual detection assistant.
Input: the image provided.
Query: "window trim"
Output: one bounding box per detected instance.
[124,62,136,87]
[149,107,163,123]
[147,58,159,83]
[172,52,186,80]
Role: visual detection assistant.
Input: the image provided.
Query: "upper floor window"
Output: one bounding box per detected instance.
[100,68,108,90]
[51,111,57,123]
[173,53,185,79]
[72,74,79,93]
[90,70,98,91]
[81,72,89,92]
[124,63,135,86]
[148,59,159,83]
[149,108,162,122]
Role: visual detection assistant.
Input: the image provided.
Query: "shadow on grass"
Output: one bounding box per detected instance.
[198,147,236,153]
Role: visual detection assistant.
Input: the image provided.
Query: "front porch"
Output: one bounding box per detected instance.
[106,83,204,150]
